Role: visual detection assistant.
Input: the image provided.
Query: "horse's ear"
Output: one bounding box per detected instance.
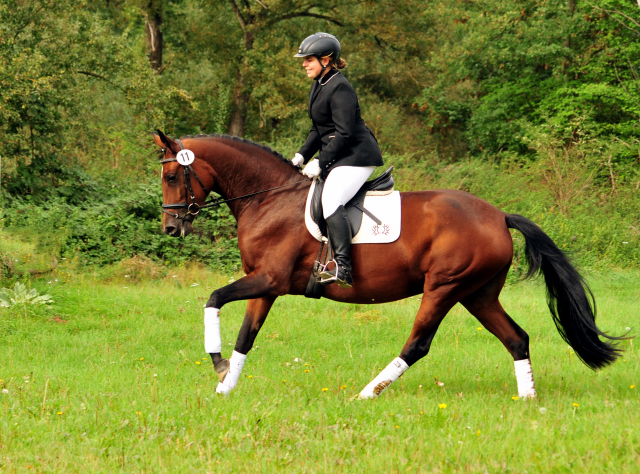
[153,129,178,153]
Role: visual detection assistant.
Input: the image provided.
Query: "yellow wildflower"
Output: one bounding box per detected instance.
[631,385,636,389]
[439,403,447,409]
[512,396,519,401]
[573,403,579,408]
[321,388,328,392]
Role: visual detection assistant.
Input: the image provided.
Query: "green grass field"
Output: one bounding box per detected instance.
[0,262,638,473]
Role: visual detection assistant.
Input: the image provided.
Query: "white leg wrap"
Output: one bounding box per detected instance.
[358,357,409,399]
[204,307,221,354]
[216,351,246,395]
[514,358,536,398]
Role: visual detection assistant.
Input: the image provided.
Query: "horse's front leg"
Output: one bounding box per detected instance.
[203,272,281,395]
[214,297,276,395]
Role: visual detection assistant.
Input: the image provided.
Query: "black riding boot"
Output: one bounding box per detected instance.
[319,206,354,288]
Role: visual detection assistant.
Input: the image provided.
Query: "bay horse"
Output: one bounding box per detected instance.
[154,131,621,398]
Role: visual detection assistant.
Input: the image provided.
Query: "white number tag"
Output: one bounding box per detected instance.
[176,149,195,166]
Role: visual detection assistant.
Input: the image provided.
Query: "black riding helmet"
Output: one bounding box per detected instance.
[294,32,341,79]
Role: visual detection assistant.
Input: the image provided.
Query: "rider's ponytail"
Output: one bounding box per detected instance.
[335,58,347,69]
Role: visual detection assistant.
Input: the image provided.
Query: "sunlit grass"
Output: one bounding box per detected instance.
[0,267,638,472]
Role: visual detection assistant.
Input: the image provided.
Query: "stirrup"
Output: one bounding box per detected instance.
[319,260,353,288]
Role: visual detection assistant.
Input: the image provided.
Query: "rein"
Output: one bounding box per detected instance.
[161,139,307,221]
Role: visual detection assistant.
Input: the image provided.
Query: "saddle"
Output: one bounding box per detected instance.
[310,166,395,238]
[304,167,396,299]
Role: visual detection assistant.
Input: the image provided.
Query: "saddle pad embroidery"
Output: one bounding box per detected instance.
[305,180,402,244]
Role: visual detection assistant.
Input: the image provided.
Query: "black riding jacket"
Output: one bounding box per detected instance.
[298,69,383,174]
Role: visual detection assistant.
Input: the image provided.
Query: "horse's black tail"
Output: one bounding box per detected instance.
[506,214,623,369]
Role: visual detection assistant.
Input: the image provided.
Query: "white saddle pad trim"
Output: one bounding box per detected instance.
[304,179,401,244]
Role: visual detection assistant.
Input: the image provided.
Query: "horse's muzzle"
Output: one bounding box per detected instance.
[164,218,194,238]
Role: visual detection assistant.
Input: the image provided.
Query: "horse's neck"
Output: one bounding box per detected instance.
[207,139,302,217]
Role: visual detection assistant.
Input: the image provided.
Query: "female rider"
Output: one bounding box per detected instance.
[291,32,383,288]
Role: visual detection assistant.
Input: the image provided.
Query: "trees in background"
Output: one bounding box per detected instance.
[1,0,638,201]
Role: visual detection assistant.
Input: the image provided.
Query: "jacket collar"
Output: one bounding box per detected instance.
[308,69,340,115]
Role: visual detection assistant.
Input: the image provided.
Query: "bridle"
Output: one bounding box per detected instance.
[160,138,308,221]
[160,138,211,221]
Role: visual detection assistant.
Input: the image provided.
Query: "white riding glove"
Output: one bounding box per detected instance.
[302,159,321,179]
[291,153,304,167]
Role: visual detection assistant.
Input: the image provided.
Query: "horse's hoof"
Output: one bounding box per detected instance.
[214,359,229,383]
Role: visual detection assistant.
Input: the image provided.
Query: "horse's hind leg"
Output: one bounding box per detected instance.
[358,284,457,399]
[460,266,536,398]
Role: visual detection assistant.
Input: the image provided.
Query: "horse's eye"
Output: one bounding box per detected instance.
[166,174,177,183]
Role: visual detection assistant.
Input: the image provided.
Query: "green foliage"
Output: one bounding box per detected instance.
[2,183,241,270]
[418,0,640,160]
[0,282,53,308]
[0,0,638,271]
[0,0,192,202]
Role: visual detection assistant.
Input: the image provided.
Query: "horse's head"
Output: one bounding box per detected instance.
[154,130,215,238]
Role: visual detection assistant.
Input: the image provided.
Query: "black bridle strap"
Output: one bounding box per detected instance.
[197,179,309,210]
[160,142,308,216]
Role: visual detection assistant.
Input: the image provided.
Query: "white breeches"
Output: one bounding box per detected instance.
[322,166,376,218]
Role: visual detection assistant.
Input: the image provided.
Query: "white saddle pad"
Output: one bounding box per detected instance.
[305,179,401,244]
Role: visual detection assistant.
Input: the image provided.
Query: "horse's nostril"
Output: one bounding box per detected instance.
[164,226,176,235]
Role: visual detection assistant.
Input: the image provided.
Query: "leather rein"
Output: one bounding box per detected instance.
[160,139,307,221]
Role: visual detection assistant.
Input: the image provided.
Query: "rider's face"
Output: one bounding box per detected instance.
[303,56,330,79]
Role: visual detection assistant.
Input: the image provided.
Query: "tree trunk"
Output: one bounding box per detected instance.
[227,32,254,137]
[228,69,248,136]
[563,0,576,73]
[144,0,163,71]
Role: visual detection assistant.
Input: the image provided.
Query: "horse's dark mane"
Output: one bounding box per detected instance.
[180,133,298,170]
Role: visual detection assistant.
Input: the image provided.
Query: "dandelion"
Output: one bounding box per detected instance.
[476,430,481,436]
[321,388,328,392]
[57,412,63,415]
[439,403,447,409]
[282,379,286,383]
[139,358,144,361]
[136,411,141,416]
[304,370,310,373]
[512,396,519,401]
[395,425,399,429]
[304,363,309,366]
[341,385,347,390]
[573,403,579,408]
[477,327,482,331]
[202,357,207,361]
[539,407,547,415]
[248,375,253,379]
[420,411,424,415]
[631,385,636,389]
[196,361,201,365]
[390,412,394,416]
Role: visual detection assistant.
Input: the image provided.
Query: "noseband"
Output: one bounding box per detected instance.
[160,139,308,221]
